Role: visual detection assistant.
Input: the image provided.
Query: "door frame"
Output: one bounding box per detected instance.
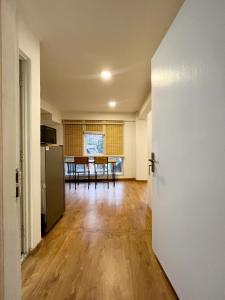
[0,1,4,297]
[19,52,31,258]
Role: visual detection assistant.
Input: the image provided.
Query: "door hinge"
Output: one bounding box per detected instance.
[16,168,21,198]
[20,151,25,162]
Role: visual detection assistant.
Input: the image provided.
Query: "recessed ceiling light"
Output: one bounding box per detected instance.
[109,101,117,108]
[101,70,112,81]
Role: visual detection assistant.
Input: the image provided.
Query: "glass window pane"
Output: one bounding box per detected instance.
[84,133,104,155]
[109,157,124,176]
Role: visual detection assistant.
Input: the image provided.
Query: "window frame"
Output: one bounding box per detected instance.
[83,131,106,156]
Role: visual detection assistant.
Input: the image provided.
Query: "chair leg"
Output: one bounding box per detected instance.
[69,174,71,189]
[107,166,109,189]
[88,171,90,189]
[75,172,77,190]
[95,172,97,189]
[74,164,77,190]
[113,164,115,187]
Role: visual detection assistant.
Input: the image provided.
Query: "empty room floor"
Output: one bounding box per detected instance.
[22,181,176,300]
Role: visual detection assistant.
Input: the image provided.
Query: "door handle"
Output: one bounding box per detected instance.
[149,152,156,174]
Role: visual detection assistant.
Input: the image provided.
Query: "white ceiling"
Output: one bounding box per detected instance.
[18,0,183,113]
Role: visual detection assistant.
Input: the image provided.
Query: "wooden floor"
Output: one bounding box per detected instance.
[22,181,176,300]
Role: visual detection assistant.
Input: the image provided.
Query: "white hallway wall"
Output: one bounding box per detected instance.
[136,94,151,182]
[41,99,62,124]
[18,18,41,249]
[124,121,136,179]
[152,0,225,299]
[135,118,148,180]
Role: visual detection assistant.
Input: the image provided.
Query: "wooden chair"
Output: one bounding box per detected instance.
[94,156,109,189]
[110,161,116,187]
[65,161,75,189]
[74,157,90,189]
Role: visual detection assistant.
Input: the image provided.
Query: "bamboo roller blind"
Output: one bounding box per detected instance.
[105,124,123,155]
[63,120,124,156]
[85,120,103,132]
[64,124,83,156]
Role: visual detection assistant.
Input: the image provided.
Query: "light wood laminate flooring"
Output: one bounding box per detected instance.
[22,181,177,300]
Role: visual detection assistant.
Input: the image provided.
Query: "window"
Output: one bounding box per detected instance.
[84,132,104,156]
[63,121,124,157]
[63,121,125,176]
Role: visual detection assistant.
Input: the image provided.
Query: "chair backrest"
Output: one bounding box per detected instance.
[94,156,108,165]
[74,156,89,164]
[66,161,75,173]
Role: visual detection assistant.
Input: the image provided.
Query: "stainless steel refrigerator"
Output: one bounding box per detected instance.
[41,145,65,235]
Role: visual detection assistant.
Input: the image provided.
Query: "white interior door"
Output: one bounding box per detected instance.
[151,1,225,299]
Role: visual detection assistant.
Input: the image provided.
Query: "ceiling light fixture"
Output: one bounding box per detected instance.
[109,101,117,108]
[101,70,112,81]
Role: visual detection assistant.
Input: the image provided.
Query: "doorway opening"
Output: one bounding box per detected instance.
[19,55,31,260]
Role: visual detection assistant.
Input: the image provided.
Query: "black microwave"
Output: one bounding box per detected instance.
[41,125,57,145]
